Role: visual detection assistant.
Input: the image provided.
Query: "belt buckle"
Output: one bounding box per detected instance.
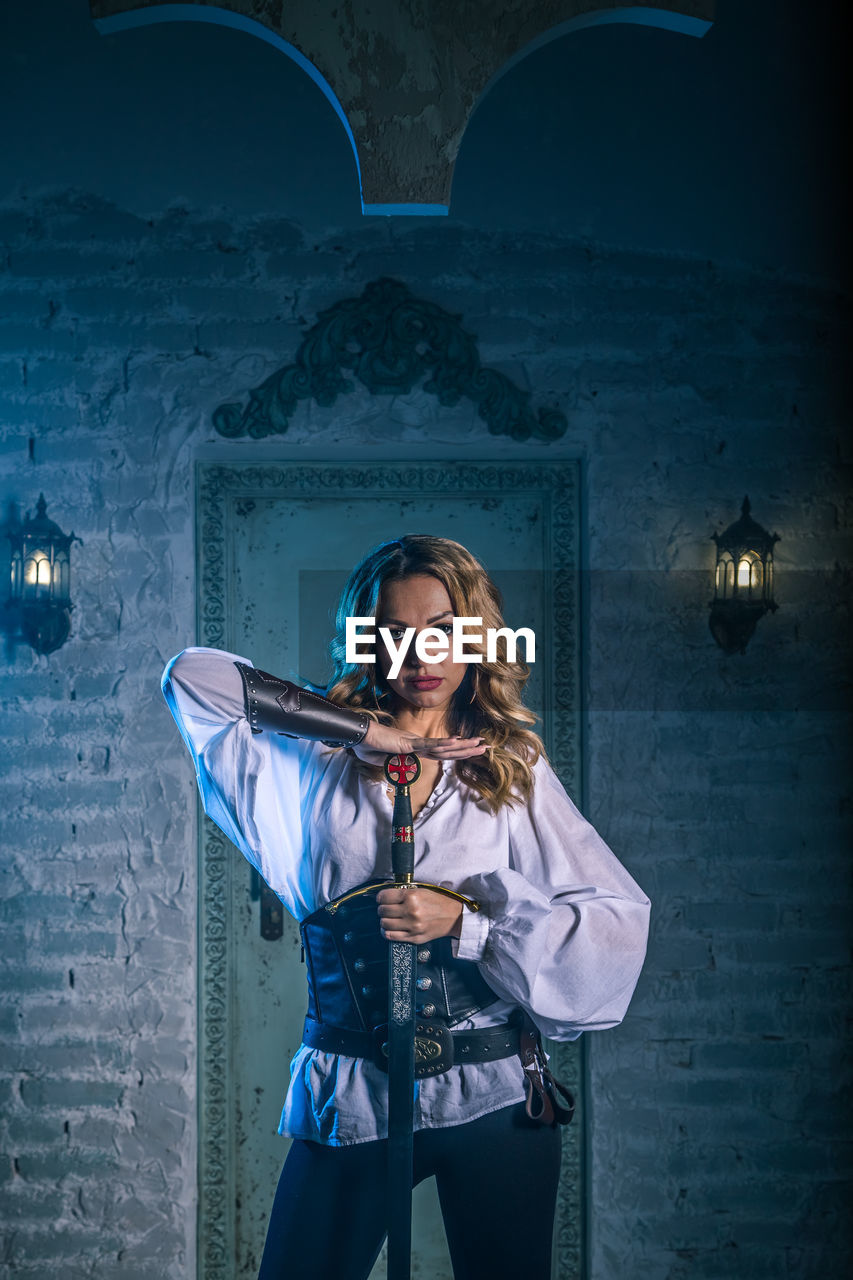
[373,1021,453,1077]
[414,1021,453,1078]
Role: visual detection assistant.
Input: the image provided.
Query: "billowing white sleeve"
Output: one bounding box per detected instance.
[161,647,318,919]
[455,758,650,1041]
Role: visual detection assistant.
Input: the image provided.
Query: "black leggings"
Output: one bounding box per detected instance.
[257,1101,562,1280]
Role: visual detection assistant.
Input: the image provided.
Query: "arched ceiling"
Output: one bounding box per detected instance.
[89,0,714,214]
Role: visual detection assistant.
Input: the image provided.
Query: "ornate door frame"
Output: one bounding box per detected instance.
[195,460,585,1279]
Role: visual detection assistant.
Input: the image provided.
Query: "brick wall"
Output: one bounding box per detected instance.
[0,191,849,1278]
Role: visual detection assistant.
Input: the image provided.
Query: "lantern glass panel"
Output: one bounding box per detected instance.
[24,553,53,600]
[53,556,69,598]
[24,555,40,597]
[715,553,735,599]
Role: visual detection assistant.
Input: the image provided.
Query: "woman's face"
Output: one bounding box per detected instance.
[376,574,469,715]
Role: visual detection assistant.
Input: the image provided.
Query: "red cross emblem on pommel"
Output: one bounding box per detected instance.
[384,753,422,787]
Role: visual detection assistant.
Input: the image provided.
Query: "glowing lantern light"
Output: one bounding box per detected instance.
[5,495,78,654]
[709,496,779,654]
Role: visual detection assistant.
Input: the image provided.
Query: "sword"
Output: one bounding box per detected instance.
[383,752,421,1280]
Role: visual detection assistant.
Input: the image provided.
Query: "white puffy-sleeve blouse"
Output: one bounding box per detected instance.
[162,646,650,1146]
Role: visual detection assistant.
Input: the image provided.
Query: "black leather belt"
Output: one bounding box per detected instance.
[302,1014,523,1080]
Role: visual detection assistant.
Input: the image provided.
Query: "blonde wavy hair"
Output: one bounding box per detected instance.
[325,534,543,812]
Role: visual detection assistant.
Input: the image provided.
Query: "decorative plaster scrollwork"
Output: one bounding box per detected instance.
[213,278,568,443]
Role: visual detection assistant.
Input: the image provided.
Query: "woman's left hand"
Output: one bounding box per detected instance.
[376,886,463,944]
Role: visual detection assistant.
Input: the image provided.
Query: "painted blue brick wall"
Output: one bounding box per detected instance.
[0,194,849,1279]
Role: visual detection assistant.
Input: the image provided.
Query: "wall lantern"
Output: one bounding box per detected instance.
[5,495,79,654]
[709,496,779,654]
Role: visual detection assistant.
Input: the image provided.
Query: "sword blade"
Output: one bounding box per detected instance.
[383,753,421,1280]
[387,938,415,1279]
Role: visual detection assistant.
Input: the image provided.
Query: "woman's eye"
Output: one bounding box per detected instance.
[382,624,453,640]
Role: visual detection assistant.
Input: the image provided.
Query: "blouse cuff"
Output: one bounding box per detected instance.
[451,903,490,962]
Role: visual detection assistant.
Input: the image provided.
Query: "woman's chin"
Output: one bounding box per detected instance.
[393,685,453,712]
[402,690,447,707]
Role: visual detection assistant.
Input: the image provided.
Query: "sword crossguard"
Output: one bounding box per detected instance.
[384,753,421,789]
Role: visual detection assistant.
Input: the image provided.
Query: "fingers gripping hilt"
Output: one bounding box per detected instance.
[383,754,421,884]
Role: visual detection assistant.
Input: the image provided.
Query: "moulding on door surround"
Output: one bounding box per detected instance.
[196,461,582,1280]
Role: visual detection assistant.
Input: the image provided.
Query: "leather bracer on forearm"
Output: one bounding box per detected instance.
[234,663,370,747]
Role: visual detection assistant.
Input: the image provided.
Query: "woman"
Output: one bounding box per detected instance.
[162,534,650,1280]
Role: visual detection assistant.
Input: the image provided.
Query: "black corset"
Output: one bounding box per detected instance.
[300,879,498,1032]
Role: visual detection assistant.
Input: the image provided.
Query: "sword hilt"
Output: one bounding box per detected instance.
[384,753,421,884]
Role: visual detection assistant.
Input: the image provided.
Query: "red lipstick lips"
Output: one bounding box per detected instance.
[408,677,442,690]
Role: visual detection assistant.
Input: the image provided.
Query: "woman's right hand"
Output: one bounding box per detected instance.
[352,719,486,765]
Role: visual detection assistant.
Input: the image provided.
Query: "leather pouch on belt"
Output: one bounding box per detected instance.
[520,1021,575,1126]
[375,1021,454,1079]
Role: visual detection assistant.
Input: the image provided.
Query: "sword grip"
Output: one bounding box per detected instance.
[384,753,420,885]
[391,786,415,883]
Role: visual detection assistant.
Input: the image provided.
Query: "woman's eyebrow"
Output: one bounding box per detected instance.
[379,611,453,626]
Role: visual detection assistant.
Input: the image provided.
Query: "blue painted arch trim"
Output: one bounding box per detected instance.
[92,3,368,205]
[470,6,713,129]
[93,2,712,217]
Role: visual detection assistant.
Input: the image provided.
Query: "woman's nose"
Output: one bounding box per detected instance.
[403,642,425,670]
[402,632,435,671]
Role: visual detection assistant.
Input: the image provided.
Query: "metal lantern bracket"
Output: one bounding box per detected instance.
[4,494,81,655]
[709,495,779,655]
